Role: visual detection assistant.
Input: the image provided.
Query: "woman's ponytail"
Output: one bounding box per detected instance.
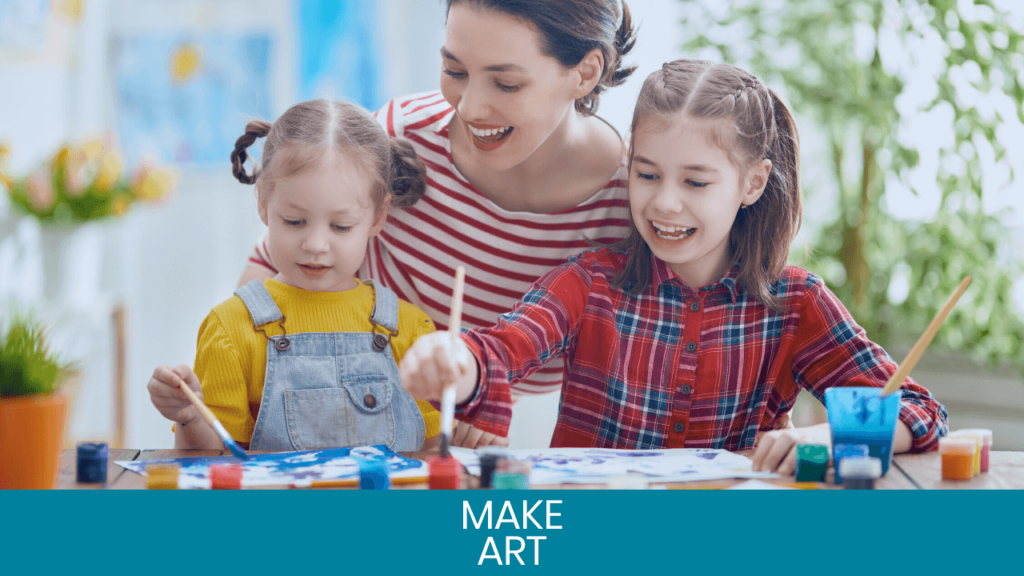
[231,120,272,185]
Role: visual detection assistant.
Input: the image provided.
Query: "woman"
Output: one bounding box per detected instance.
[240,0,637,447]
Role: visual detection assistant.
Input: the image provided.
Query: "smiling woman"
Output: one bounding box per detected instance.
[239,0,639,448]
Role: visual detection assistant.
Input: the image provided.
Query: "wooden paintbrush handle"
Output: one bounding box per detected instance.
[177,378,218,427]
[880,276,972,396]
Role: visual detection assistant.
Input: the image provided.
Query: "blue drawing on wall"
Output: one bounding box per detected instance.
[297,0,381,109]
[112,33,272,168]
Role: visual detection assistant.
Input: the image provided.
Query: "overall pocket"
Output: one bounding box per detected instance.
[284,379,395,449]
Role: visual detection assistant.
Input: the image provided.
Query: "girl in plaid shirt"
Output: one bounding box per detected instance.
[399,59,948,474]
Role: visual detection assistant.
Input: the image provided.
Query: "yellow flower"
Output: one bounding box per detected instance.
[132,162,177,201]
[111,196,130,216]
[93,149,124,192]
[27,170,56,211]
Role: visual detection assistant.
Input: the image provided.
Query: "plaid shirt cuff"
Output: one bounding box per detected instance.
[898,385,950,452]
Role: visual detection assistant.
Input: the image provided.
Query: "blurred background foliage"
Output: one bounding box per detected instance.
[680,0,1024,371]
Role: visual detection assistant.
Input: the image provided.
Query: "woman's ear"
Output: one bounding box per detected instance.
[743,159,772,207]
[571,48,605,100]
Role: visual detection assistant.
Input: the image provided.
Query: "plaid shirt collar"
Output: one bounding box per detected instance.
[648,251,741,304]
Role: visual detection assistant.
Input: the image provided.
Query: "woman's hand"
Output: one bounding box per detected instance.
[147,364,202,424]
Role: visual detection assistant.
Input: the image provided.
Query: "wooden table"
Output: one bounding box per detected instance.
[57,449,1023,490]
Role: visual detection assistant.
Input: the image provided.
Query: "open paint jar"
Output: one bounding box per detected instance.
[950,429,993,473]
[939,437,976,480]
[825,387,901,477]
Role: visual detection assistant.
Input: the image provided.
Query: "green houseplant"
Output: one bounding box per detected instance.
[0,316,74,489]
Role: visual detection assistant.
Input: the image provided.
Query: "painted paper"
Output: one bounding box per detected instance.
[450,447,777,485]
[116,445,425,489]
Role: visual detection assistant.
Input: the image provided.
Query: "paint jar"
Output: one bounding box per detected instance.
[210,464,243,489]
[838,456,882,490]
[493,459,531,490]
[948,431,982,476]
[825,387,901,477]
[794,444,828,483]
[951,429,993,473]
[832,443,869,485]
[146,463,180,490]
[358,459,390,490]
[939,437,976,481]
[76,442,108,484]
[428,456,461,490]
[478,453,502,489]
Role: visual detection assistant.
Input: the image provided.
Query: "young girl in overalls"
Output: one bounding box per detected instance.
[399,59,948,474]
[147,99,440,451]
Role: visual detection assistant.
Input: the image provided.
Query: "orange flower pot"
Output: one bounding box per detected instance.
[0,393,67,489]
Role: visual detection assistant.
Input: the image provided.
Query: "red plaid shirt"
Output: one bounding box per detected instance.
[457,248,947,451]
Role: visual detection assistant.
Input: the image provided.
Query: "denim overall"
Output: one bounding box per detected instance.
[234,280,425,451]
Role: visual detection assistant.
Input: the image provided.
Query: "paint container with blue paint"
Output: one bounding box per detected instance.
[359,459,390,490]
[825,387,901,478]
[76,442,108,484]
[832,443,869,484]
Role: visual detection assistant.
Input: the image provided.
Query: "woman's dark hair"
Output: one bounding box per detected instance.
[445,0,637,115]
[611,59,803,312]
[230,99,426,213]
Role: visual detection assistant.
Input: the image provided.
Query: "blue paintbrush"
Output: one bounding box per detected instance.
[176,377,248,459]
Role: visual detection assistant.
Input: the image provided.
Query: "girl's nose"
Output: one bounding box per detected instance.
[651,186,685,214]
[301,229,330,254]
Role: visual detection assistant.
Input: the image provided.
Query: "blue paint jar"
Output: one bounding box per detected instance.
[825,387,901,478]
[359,459,390,490]
[76,442,108,484]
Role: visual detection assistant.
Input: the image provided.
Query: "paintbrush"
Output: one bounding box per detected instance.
[175,376,248,459]
[880,276,972,396]
[440,265,467,458]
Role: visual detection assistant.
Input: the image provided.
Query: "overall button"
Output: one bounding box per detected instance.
[673,422,685,434]
[686,341,697,352]
[680,385,692,395]
[364,387,377,408]
[373,333,389,352]
[274,337,290,351]
[690,302,700,312]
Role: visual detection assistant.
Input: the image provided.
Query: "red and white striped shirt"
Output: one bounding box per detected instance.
[248,91,632,395]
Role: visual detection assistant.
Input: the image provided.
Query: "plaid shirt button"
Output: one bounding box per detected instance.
[686,341,697,352]
[690,302,700,312]
[673,422,685,433]
[680,385,692,394]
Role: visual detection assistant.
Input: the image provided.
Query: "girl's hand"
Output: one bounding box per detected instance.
[147,364,202,424]
[751,422,831,475]
[398,331,478,404]
[453,421,510,449]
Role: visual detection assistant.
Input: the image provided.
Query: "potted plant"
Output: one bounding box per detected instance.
[0,315,74,489]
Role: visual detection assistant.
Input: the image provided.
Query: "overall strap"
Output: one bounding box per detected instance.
[234,280,284,328]
[365,280,399,332]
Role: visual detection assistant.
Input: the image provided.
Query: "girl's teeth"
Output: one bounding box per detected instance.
[652,222,695,239]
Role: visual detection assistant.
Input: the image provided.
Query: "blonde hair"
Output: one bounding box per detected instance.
[230,99,426,213]
[612,59,802,311]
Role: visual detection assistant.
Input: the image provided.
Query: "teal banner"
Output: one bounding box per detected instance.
[2,490,1020,574]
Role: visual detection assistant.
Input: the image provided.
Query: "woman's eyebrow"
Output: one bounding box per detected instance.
[440,47,526,73]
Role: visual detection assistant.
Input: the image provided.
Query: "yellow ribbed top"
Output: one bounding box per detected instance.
[192,278,439,445]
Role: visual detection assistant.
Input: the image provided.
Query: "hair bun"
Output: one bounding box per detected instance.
[388,138,426,208]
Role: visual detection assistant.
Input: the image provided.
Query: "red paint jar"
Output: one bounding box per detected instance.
[954,429,993,472]
[428,457,461,490]
[210,464,243,489]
